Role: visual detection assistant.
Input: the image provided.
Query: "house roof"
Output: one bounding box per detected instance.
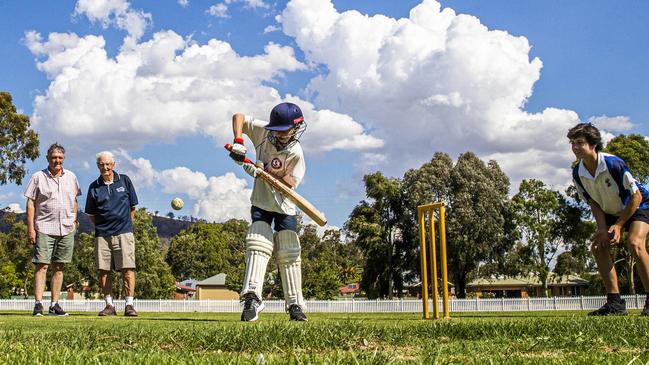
[196,273,227,286]
[175,282,196,292]
[467,274,589,288]
[339,283,360,294]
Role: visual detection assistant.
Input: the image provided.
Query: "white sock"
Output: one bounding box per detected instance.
[125,296,134,306]
[105,295,114,306]
[50,301,58,308]
[35,300,41,305]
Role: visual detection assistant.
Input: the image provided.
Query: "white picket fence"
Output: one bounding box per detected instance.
[0,295,646,313]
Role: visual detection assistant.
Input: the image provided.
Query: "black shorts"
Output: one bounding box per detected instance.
[604,208,649,230]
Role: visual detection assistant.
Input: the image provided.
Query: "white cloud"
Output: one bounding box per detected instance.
[207,3,229,18]
[224,0,269,9]
[279,0,585,190]
[264,25,280,33]
[241,0,268,9]
[112,149,158,187]
[208,1,270,18]
[178,0,189,7]
[25,26,381,155]
[115,152,252,222]
[74,0,151,40]
[4,203,25,214]
[588,115,633,133]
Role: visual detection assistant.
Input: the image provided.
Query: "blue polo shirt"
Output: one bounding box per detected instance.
[85,172,138,237]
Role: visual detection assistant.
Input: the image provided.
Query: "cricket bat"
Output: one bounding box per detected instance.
[225,144,327,226]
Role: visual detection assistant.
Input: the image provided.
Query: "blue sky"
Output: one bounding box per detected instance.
[1,0,648,229]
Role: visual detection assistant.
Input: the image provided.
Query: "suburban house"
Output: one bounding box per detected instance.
[175,281,196,300]
[466,274,589,298]
[339,283,361,297]
[195,273,239,300]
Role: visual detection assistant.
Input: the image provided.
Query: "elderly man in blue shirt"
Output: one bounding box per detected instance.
[85,151,139,317]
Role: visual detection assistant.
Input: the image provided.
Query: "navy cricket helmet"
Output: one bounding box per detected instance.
[266,102,305,131]
[265,102,307,150]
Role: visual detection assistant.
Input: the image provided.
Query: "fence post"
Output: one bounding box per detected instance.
[553,297,557,310]
[475,297,479,311]
[580,296,584,310]
[527,297,530,311]
[636,294,640,309]
[501,297,505,311]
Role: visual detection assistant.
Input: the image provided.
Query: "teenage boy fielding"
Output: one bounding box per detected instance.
[569,123,649,316]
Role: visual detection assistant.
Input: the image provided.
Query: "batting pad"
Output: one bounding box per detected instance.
[241,221,274,300]
[275,230,306,309]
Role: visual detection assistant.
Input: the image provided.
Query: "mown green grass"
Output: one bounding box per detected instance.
[1,310,649,364]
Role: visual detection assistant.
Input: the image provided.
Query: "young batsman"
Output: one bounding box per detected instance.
[229,102,308,321]
[569,123,649,316]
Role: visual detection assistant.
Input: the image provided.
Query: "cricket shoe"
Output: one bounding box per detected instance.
[288,304,307,321]
[98,304,117,316]
[124,305,138,317]
[48,303,69,316]
[241,294,265,322]
[588,299,627,316]
[32,302,43,317]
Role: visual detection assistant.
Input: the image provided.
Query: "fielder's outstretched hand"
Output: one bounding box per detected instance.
[229,137,247,165]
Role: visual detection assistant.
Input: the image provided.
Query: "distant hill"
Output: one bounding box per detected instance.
[0,210,194,239]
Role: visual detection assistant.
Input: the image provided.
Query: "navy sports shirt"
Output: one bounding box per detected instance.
[85,172,138,237]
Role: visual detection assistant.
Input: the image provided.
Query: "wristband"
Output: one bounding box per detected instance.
[234,137,244,144]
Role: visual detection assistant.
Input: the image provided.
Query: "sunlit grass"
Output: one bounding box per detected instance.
[1,311,648,364]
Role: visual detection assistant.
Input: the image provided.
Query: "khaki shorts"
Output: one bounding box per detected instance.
[95,232,136,271]
[32,230,76,264]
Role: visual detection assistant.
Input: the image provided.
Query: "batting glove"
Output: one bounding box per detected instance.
[243,162,263,178]
[229,137,247,165]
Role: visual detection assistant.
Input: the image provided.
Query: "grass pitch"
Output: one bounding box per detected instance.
[1,310,648,364]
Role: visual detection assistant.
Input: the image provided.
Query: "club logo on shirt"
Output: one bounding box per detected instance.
[271,157,282,170]
[605,178,611,187]
[116,187,126,193]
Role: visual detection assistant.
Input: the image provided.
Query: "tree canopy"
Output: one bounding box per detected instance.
[0,91,39,185]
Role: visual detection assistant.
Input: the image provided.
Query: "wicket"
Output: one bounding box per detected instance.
[418,202,450,320]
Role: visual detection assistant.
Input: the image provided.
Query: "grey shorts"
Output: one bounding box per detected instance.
[95,232,136,271]
[32,230,76,264]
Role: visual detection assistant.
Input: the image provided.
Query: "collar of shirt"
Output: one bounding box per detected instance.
[578,152,608,180]
[44,167,66,178]
[96,171,121,186]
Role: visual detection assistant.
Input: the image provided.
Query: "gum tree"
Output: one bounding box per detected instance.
[0,92,39,185]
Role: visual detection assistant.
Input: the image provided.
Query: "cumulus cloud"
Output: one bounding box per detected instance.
[4,203,25,214]
[207,3,229,18]
[115,151,252,222]
[588,115,633,133]
[279,0,585,189]
[25,21,380,155]
[74,0,151,40]
[178,0,189,7]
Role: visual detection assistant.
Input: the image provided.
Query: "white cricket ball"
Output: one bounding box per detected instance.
[171,197,184,210]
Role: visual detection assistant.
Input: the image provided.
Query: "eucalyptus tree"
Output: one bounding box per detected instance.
[345,172,403,298]
[0,91,39,185]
